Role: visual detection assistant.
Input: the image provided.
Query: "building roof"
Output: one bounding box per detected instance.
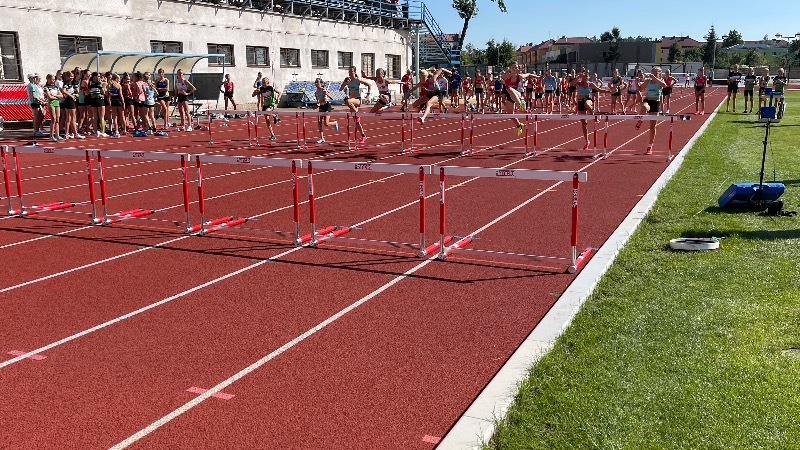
[660,36,702,47]
[722,43,787,51]
[553,36,591,45]
[517,45,534,53]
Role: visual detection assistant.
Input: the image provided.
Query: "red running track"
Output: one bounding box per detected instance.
[0,87,725,449]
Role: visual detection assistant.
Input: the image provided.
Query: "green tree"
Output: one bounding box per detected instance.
[790,40,800,65]
[452,0,507,51]
[703,25,719,67]
[600,27,621,42]
[683,47,703,61]
[485,38,516,68]
[668,42,683,62]
[722,30,744,48]
[460,43,487,65]
[744,48,765,67]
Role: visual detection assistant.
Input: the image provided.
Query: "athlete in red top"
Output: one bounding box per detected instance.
[501,63,538,135]
[694,67,707,115]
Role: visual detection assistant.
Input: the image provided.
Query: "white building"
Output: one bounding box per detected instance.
[0,0,412,106]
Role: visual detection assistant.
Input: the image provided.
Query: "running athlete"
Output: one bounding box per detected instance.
[174,69,196,131]
[662,69,678,114]
[572,68,608,150]
[412,67,450,124]
[624,69,643,114]
[252,79,281,141]
[155,68,171,129]
[362,68,399,113]
[340,66,372,144]
[524,74,535,112]
[725,64,743,112]
[694,67,707,115]
[106,73,126,138]
[220,73,237,111]
[742,67,757,114]
[608,68,626,114]
[634,67,668,155]
[400,69,413,112]
[501,63,537,135]
[313,78,340,144]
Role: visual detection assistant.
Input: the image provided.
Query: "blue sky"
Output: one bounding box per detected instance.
[422,1,800,48]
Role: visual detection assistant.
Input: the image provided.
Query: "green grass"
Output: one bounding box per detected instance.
[487,93,800,450]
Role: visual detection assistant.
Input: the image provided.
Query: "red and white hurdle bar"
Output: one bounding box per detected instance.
[301,160,438,253]
[187,153,303,239]
[1,145,92,218]
[432,165,591,273]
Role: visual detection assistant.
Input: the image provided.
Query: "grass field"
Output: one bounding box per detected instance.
[487,92,800,449]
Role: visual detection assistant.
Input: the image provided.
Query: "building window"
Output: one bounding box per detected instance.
[58,35,102,63]
[338,51,353,69]
[0,32,22,82]
[246,46,270,67]
[280,48,301,68]
[361,53,375,76]
[386,54,401,79]
[207,43,234,66]
[151,40,183,54]
[311,50,329,69]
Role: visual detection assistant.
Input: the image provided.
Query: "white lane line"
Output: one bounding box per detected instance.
[0,225,96,250]
[0,244,303,369]
[109,254,439,450]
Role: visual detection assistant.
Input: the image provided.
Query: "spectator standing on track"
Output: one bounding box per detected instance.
[694,67,707,115]
[43,74,64,142]
[60,70,83,139]
[758,67,771,111]
[474,69,486,113]
[662,69,678,114]
[634,67,668,155]
[155,69,171,129]
[220,73,237,112]
[624,69,643,114]
[142,72,157,134]
[313,78,339,144]
[88,72,107,137]
[121,73,135,132]
[400,69,413,112]
[26,73,46,137]
[106,73,126,138]
[742,67,757,114]
[725,64,743,112]
[449,69,461,109]
[340,65,372,144]
[253,72,263,89]
[174,69,196,131]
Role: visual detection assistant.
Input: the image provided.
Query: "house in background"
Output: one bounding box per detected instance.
[657,36,703,63]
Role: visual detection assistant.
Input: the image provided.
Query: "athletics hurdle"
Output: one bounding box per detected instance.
[432,165,592,273]
[600,113,692,161]
[93,149,190,226]
[2,145,96,219]
[301,160,439,254]
[188,153,302,239]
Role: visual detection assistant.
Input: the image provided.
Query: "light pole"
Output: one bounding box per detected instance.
[704,33,727,84]
[775,33,800,84]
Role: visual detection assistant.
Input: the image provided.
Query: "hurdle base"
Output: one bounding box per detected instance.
[439,236,473,260]
[311,226,352,245]
[420,236,452,257]
[20,201,75,217]
[188,216,234,234]
[568,247,595,273]
[199,217,248,235]
[299,225,336,245]
[101,208,156,225]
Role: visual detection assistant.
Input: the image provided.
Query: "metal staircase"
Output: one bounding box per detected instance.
[407,1,460,68]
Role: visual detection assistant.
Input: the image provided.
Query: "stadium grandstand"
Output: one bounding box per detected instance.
[0,0,459,120]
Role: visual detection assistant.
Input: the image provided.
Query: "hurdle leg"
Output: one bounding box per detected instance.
[410,111,415,152]
[1,146,15,215]
[12,148,25,215]
[460,113,465,155]
[181,154,192,232]
[567,173,595,273]
[401,113,406,153]
[418,166,426,257]
[292,160,301,245]
[469,113,474,155]
[302,112,307,149]
[85,150,98,223]
[602,116,609,159]
[308,161,317,246]
[523,114,529,156]
[437,167,447,259]
[667,116,674,162]
[195,155,206,234]
[296,112,301,150]
[97,153,111,223]
[253,111,259,146]
[346,113,352,151]
[246,112,253,147]
[208,111,213,144]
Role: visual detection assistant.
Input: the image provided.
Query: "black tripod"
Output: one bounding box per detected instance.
[755,119,771,208]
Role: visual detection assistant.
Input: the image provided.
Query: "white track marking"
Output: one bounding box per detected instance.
[0,225,95,250]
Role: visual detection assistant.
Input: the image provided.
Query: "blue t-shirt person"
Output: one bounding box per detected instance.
[450,72,462,90]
